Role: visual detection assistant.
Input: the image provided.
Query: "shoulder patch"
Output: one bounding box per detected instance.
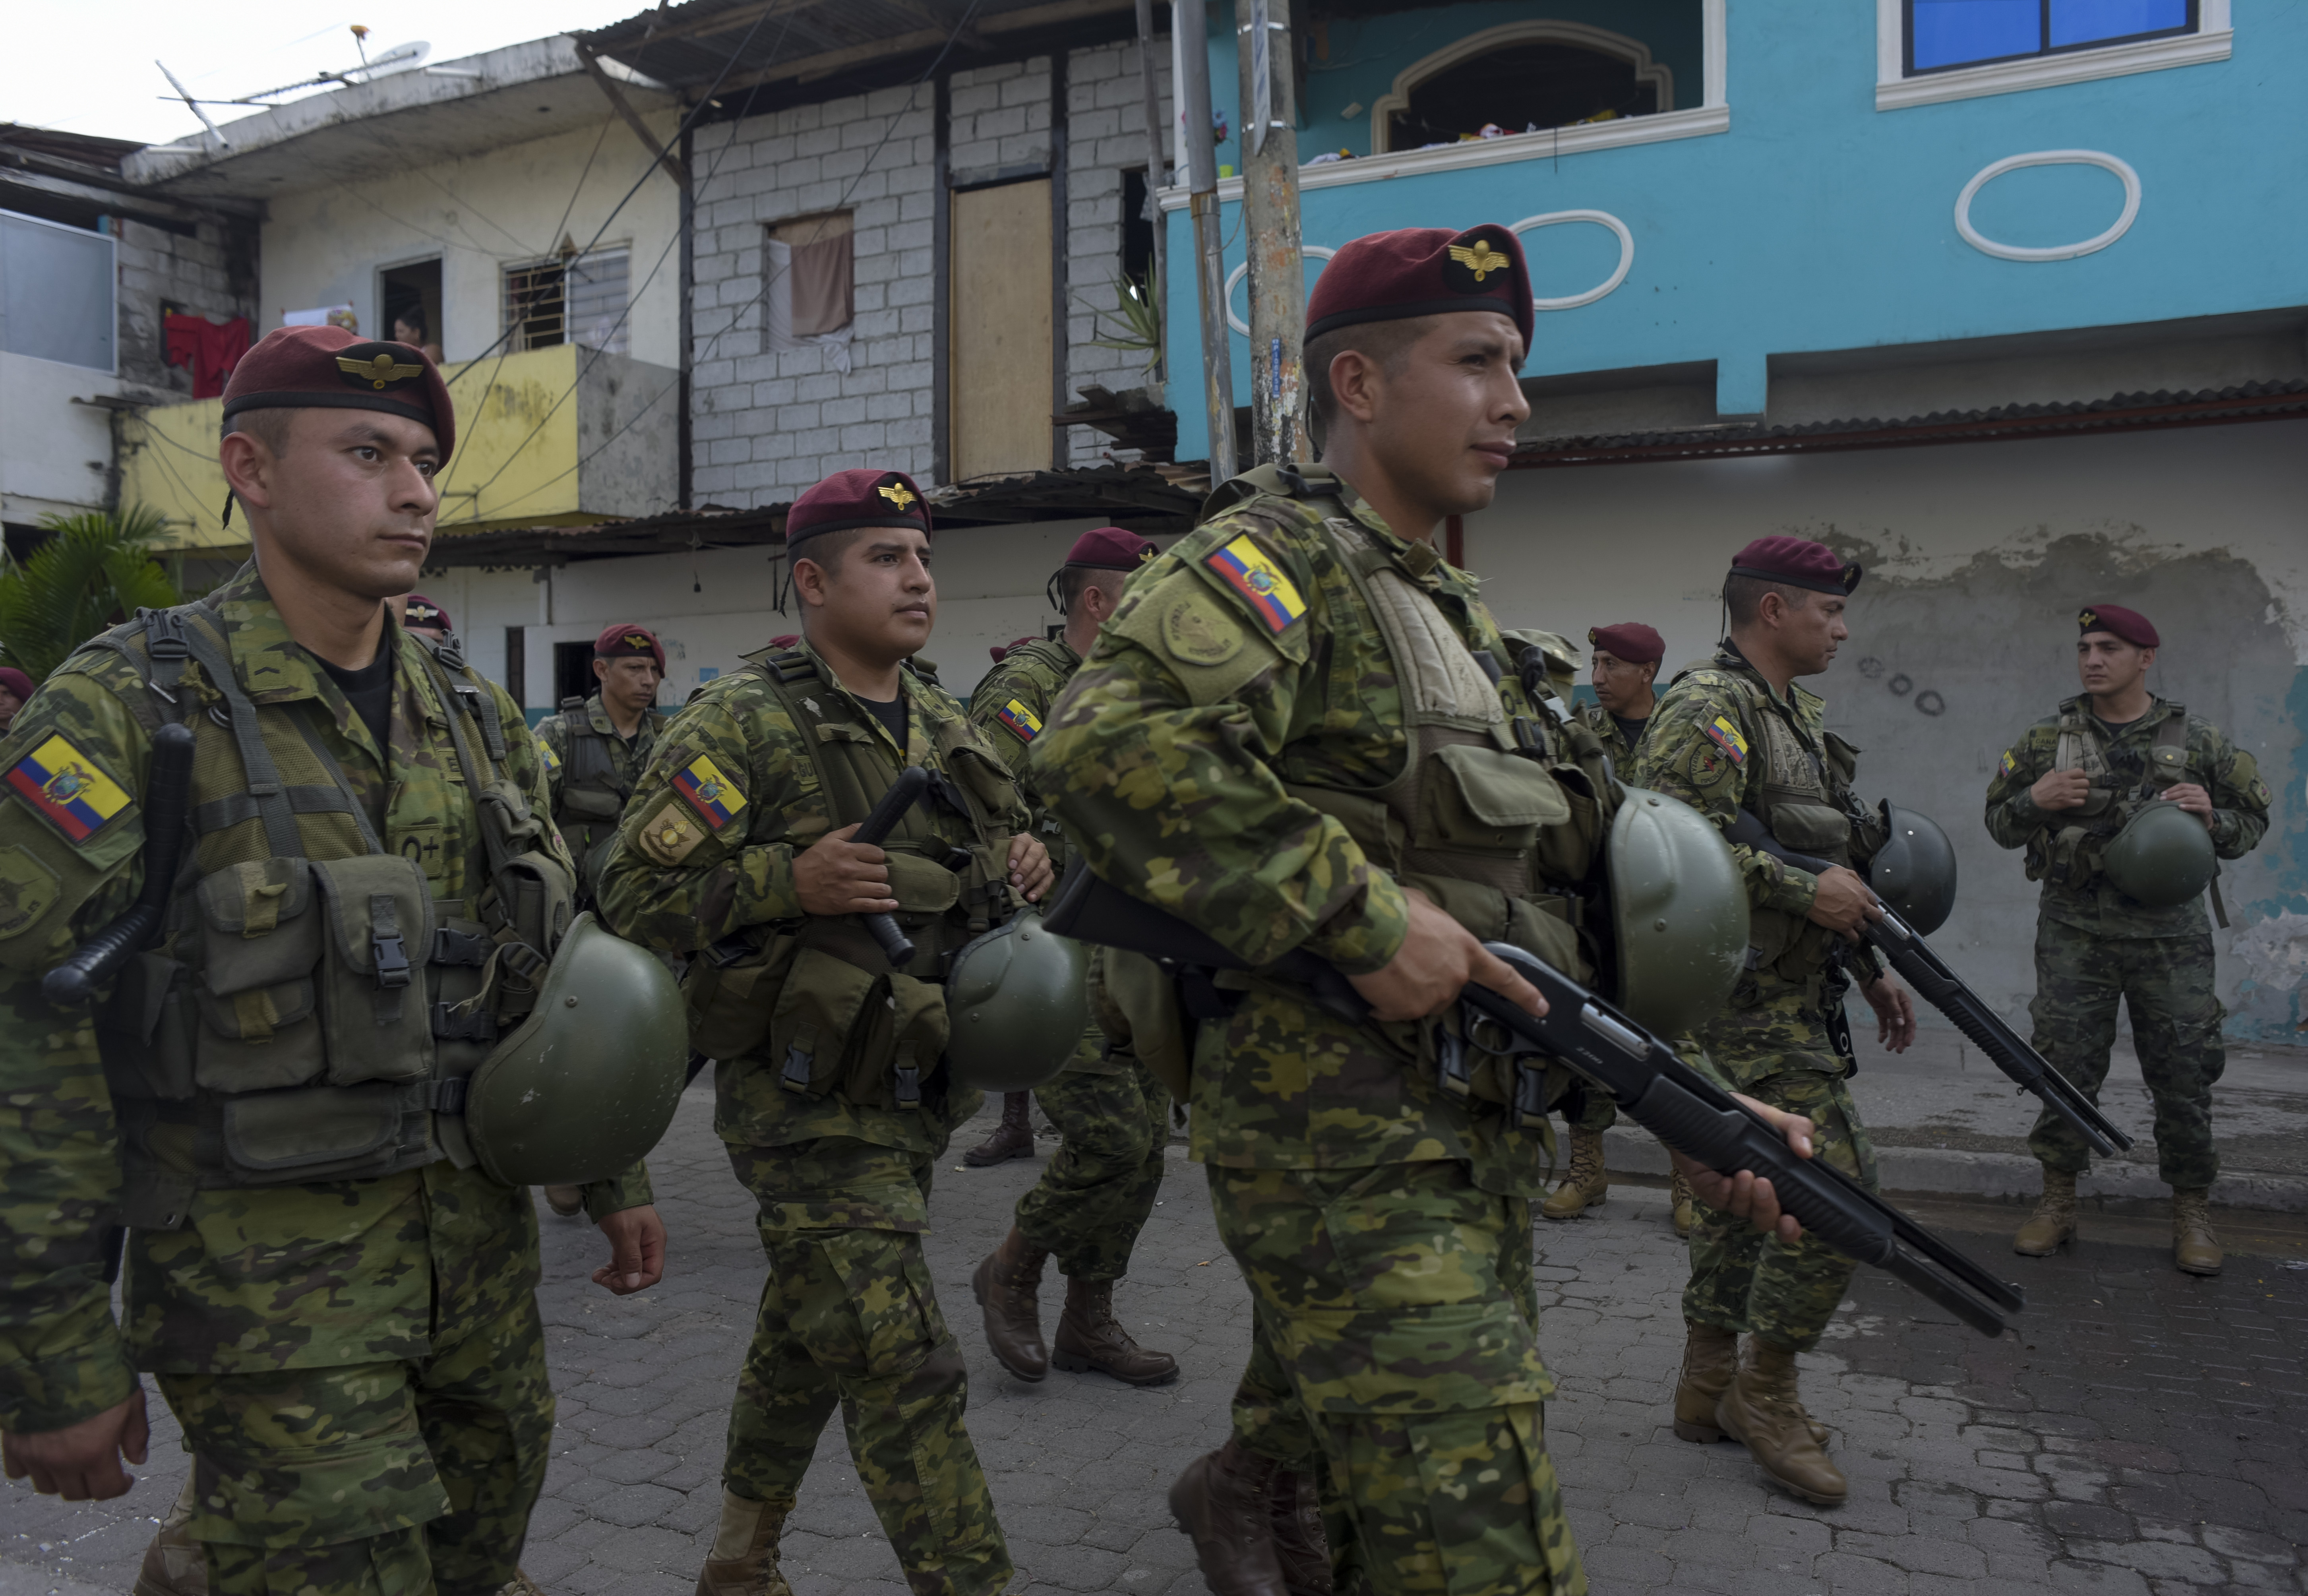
[1701,715,1749,765]
[673,753,747,830]
[994,699,1043,743]
[636,798,709,865]
[1204,535,1306,633]
[537,739,562,772]
[0,844,61,940]
[1998,748,2017,778]
[1160,587,1245,666]
[6,734,135,844]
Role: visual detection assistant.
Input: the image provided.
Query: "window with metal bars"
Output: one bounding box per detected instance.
[501,248,630,355]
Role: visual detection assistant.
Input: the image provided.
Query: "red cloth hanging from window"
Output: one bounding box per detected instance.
[163,312,252,399]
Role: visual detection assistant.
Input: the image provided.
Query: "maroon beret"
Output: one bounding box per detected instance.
[1306,224,1533,362]
[594,623,665,672]
[0,667,34,702]
[402,593,451,632]
[223,325,454,462]
[2078,604,2158,648]
[989,635,1040,665]
[768,633,800,651]
[786,468,931,547]
[1065,527,1157,570]
[1587,622,1664,666]
[1729,536,1861,597]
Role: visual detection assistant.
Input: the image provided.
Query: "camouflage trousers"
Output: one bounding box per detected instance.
[1682,1063,1876,1354]
[157,1294,553,1596]
[1014,1052,1169,1280]
[2027,923,2224,1187]
[723,1138,1012,1596]
[1555,1075,1617,1137]
[1210,1160,1586,1596]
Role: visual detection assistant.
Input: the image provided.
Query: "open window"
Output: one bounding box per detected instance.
[380,257,442,362]
[765,209,854,372]
[1371,23,1675,153]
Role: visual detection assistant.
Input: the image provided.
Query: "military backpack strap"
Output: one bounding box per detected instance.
[172,607,306,859]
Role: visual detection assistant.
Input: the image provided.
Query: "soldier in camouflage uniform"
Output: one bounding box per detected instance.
[1985,603,2268,1275]
[1629,537,1917,1509]
[534,622,669,907]
[1544,622,1685,1229]
[0,326,662,1596]
[1037,227,1817,1596]
[596,468,1052,1596]
[967,527,1180,1389]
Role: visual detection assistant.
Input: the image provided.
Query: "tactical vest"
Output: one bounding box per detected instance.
[84,603,574,1229]
[681,646,1026,1115]
[973,635,1077,877]
[1681,659,1883,1004]
[552,695,658,896]
[2026,697,2190,889]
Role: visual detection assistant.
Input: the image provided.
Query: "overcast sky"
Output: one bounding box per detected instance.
[9,0,651,148]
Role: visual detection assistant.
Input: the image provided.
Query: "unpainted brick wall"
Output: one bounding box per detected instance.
[114,216,258,395]
[1063,37,1173,467]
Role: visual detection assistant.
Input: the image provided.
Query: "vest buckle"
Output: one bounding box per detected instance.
[428,1075,469,1115]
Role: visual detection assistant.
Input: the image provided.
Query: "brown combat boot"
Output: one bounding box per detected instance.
[543,1184,585,1218]
[2014,1166,2078,1256]
[695,1489,794,1596]
[1052,1276,1179,1385]
[498,1572,551,1596]
[962,1091,1036,1166]
[2172,1187,2223,1276]
[1539,1127,1608,1220]
[1669,1169,1696,1238]
[1716,1339,1847,1506]
[971,1226,1051,1381]
[1269,1467,1332,1596]
[1168,1441,1290,1596]
[1671,1321,1738,1443]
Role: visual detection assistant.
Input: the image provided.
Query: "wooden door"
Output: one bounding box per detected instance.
[949,179,1053,479]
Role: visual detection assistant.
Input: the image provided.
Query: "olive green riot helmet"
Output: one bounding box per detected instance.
[1607,787,1750,1038]
[1868,802,1958,935]
[943,908,1090,1092]
[463,912,689,1187]
[2102,798,2218,908]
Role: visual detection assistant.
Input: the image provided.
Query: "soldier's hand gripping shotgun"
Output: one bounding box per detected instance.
[45,722,197,1006]
[1042,868,2024,1338]
[851,765,932,966]
[1720,810,2132,1156]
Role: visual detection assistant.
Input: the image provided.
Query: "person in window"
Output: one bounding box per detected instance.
[391,304,445,365]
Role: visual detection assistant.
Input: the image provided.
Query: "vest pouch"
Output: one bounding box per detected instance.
[190,858,327,1093]
[428,909,499,1073]
[1768,803,1852,860]
[684,931,801,1060]
[941,730,1024,818]
[766,944,881,1098]
[1421,744,1569,856]
[885,850,963,916]
[476,775,553,854]
[222,1082,412,1180]
[479,852,576,1022]
[310,856,436,1087]
[1528,761,1605,890]
[558,785,625,822]
[1090,946,1191,1100]
[838,970,951,1111]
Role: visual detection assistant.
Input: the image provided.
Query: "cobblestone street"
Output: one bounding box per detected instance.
[6,1084,2305,1595]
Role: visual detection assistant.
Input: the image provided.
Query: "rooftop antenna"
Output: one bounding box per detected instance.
[159,35,432,114]
[156,60,230,147]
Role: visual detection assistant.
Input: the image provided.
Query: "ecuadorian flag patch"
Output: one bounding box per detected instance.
[6,734,133,843]
[1701,716,1748,765]
[995,699,1043,742]
[537,740,562,772]
[1205,536,1306,633]
[673,753,747,829]
[1999,749,2017,778]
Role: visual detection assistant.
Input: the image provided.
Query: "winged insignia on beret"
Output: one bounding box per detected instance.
[1447,240,1507,282]
[337,351,426,390]
[2078,608,2097,629]
[877,481,918,510]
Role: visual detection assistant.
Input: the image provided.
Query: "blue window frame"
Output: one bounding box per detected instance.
[1906,0,2196,74]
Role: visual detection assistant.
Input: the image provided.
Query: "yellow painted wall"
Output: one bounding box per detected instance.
[120,345,600,553]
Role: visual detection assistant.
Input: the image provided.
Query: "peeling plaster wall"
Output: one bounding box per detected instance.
[1464,418,2308,1042]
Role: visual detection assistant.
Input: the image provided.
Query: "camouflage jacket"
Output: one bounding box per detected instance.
[1575,699,1652,772]
[1985,695,2269,938]
[1033,465,1571,1188]
[534,695,667,897]
[0,564,643,1435]
[597,637,1029,1191]
[969,635,1078,871]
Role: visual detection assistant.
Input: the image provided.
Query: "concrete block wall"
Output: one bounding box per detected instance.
[114,216,257,395]
[685,40,1172,500]
[1063,37,1173,467]
[688,83,939,506]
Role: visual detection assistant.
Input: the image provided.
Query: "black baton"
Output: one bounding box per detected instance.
[849,766,931,967]
[45,722,197,1007]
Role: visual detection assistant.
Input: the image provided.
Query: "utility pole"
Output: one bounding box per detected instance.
[1235,0,1304,467]
[1175,0,1237,481]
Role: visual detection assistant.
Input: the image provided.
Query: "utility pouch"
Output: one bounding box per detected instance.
[937,723,1023,819]
[1090,945,1192,1100]
[479,853,575,1022]
[683,930,800,1060]
[221,1082,412,1180]
[885,850,964,917]
[767,945,883,1098]
[557,786,625,822]
[190,858,327,1092]
[836,970,951,1110]
[310,855,436,1087]
[1769,803,1852,859]
[1422,744,1569,857]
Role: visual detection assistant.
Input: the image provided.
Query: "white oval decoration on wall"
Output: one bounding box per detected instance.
[1225,246,1337,337]
[1509,209,1635,310]
[1954,151,2141,263]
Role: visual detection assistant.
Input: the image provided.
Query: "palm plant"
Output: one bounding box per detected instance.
[0,506,183,685]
